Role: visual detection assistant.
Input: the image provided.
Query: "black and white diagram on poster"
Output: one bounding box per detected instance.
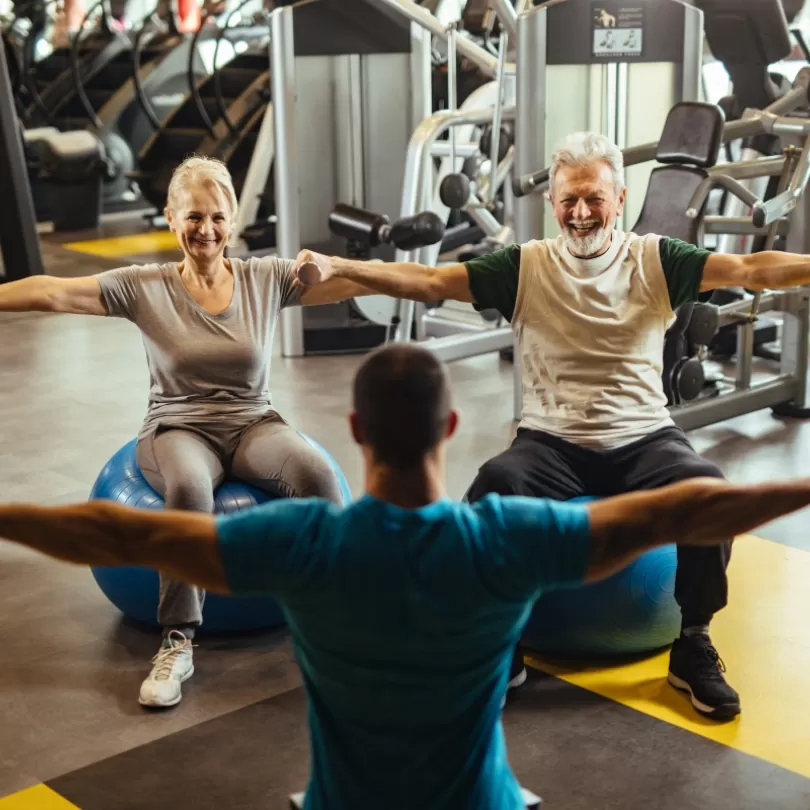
[591,2,644,58]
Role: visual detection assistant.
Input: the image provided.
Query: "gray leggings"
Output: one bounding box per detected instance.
[136,412,344,637]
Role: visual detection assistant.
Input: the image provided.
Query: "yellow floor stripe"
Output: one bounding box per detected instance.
[63,231,179,258]
[0,785,79,809]
[527,534,810,779]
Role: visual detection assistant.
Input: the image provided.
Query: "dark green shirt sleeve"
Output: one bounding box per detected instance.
[659,237,712,309]
[463,244,521,322]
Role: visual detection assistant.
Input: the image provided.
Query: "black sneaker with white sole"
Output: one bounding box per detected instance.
[667,634,740,720]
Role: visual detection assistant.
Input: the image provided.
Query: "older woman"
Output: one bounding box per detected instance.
[0,155,371,709]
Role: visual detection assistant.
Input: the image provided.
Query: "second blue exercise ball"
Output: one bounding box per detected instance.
[520,497,680,658]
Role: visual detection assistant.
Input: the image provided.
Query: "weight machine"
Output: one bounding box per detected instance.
[514,70,810,431]
[364,0,703,369]
[270,0,516,356]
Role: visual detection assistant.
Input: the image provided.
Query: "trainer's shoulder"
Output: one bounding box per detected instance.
[469,493,589,532]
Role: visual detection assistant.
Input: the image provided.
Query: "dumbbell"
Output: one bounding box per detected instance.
[296,260,324,286]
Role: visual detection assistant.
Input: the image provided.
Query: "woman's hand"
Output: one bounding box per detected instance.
[292,250,334,286]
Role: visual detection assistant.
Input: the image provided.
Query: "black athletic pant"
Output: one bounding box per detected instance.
[465,426,732,628]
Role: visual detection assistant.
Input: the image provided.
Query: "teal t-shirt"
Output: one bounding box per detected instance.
[216,493,591,810]
[463,236,711,322]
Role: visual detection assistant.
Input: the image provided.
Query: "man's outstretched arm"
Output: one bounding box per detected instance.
[293,249,475,304]
[701,250,810,292]
[585,477,810,581]
[0,502,228,592]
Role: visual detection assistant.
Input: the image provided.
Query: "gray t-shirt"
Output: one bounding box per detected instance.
[97,256,301,437]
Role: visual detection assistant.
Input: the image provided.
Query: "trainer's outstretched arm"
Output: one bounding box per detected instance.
[585,477,810,582]
[0,275,108,315]
[0,502,228,592]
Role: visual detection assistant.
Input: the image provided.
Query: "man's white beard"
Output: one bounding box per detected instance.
[563,223,610,258]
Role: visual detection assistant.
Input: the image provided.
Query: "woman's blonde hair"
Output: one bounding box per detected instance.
[166,155,239,220]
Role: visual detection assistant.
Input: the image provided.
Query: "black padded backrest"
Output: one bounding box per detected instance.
[694,0,792,111]
[655,102,726,168]
[634,101,724,240]
[632,166,706,242]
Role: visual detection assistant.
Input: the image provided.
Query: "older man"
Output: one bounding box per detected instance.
[293,131,810,721]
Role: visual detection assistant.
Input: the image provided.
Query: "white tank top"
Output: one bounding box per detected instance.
[513,231,676,448]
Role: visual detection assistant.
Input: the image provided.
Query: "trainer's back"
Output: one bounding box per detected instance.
[215,492,592,810]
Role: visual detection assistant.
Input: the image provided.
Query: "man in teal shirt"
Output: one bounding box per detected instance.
[2,345,809,809]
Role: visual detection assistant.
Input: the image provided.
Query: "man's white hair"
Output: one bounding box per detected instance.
[548,131,626,193]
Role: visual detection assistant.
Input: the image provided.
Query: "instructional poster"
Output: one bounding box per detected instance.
[590,2,644,58]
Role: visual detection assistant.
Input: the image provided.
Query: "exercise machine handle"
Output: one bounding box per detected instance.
[512,168,548,198]
[685,175,762,220]
[752,133,810,228]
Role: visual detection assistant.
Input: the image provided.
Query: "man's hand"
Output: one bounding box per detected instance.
[293,250,335,286]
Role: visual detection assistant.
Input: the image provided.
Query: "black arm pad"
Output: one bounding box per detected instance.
[328,203,389,247]
[388,211,446,251]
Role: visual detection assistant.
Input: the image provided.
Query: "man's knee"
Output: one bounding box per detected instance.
[670,456,725,485]
[466,457,526,502]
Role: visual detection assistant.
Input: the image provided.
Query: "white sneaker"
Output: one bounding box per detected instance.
[138,630,195,708]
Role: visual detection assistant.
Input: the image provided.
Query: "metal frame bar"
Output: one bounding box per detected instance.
[235,101,275,239]
[701,216,790,236]
[0,34,44,281]
[367,0,504,76]
[423,312,491,337]
[709,155,787,180]
[390,103,516,342]
[510,4,549,419]
[420,325,513,362]
[272,5,304,357]
[670,378,799,432]
[490,0,517,41]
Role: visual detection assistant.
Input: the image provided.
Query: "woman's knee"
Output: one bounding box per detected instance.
[137,430,223,512]
[163,478,215,512]
[290,449,344,503]
[233,421,346,503]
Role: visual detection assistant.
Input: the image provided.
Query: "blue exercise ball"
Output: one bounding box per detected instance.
[520,498,680,658]
[89,434,351,634]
